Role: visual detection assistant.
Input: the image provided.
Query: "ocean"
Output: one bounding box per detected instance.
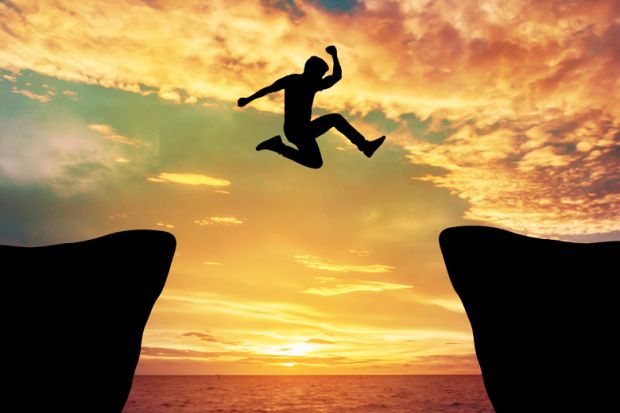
[123,375,494,412]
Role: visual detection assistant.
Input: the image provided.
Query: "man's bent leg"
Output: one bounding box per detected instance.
[257,135,323,169]
[308,114,385,157]
[280,138,323,169]
[308,114,366,147]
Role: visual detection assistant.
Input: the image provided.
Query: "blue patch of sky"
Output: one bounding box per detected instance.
[400,113,454,143]
[265,0,359,15]
[363,110,400,134]
[262,0,305,18]
[355,109,454,143]
[314,0,359,13]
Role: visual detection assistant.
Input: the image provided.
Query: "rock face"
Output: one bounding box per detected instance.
[1,230,175,413]
[439,226,619,412]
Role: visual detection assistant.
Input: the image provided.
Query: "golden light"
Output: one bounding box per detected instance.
[279,342,316,357]
[147,172,231,187]
[256,341,318,357]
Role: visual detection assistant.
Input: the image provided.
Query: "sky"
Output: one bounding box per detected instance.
[1,0,618,374]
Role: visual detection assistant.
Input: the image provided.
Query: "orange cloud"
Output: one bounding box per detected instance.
[88,124,144,147]
[294,254,394,273]
[155,222,175,229]
[11,86,52,102]
[2,0,613,118]
[299,277,412,296]
[160,291,329,330]
[182,331,238,345]
[61,89,79,99]
[2,73,17,82]
[194,216,245,226]
[403,353,481,374]
[405,110,620,236]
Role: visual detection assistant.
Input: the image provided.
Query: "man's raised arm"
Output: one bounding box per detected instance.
[238,75,291,107]
[319,45,342,90]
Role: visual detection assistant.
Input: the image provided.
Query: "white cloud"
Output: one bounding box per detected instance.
[0,116,129,193]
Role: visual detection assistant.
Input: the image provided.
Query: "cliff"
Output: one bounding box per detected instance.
[1,230,176,413]
[439,226,619,412]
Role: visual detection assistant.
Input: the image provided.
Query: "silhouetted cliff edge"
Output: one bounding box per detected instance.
[439,226,619,412]
[1,230,175,413]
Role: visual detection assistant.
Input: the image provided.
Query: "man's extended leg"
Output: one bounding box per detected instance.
[307,114,385,157]
[256,135,323,169]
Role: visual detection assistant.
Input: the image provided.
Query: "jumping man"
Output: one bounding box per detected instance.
[237,45,385,169]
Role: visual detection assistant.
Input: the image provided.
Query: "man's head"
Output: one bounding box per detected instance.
[304,56,328,79]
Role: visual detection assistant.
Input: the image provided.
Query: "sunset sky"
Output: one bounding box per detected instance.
[1,0,618,374]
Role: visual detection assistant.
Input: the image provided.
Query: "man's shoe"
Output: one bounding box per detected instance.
[362,136,386,158]
[256,135,283,152]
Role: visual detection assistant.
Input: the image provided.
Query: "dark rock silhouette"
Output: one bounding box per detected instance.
[1,230,175,413]
[439,226,619,413]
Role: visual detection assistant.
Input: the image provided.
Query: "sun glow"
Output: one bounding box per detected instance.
[258,342,318,357]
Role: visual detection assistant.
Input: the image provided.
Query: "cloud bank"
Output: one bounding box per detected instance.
[1,0,618,234]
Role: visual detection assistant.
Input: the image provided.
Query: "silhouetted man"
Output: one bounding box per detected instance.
[238,45,385,169]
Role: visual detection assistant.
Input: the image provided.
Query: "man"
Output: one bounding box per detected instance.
[238,45,385,169]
